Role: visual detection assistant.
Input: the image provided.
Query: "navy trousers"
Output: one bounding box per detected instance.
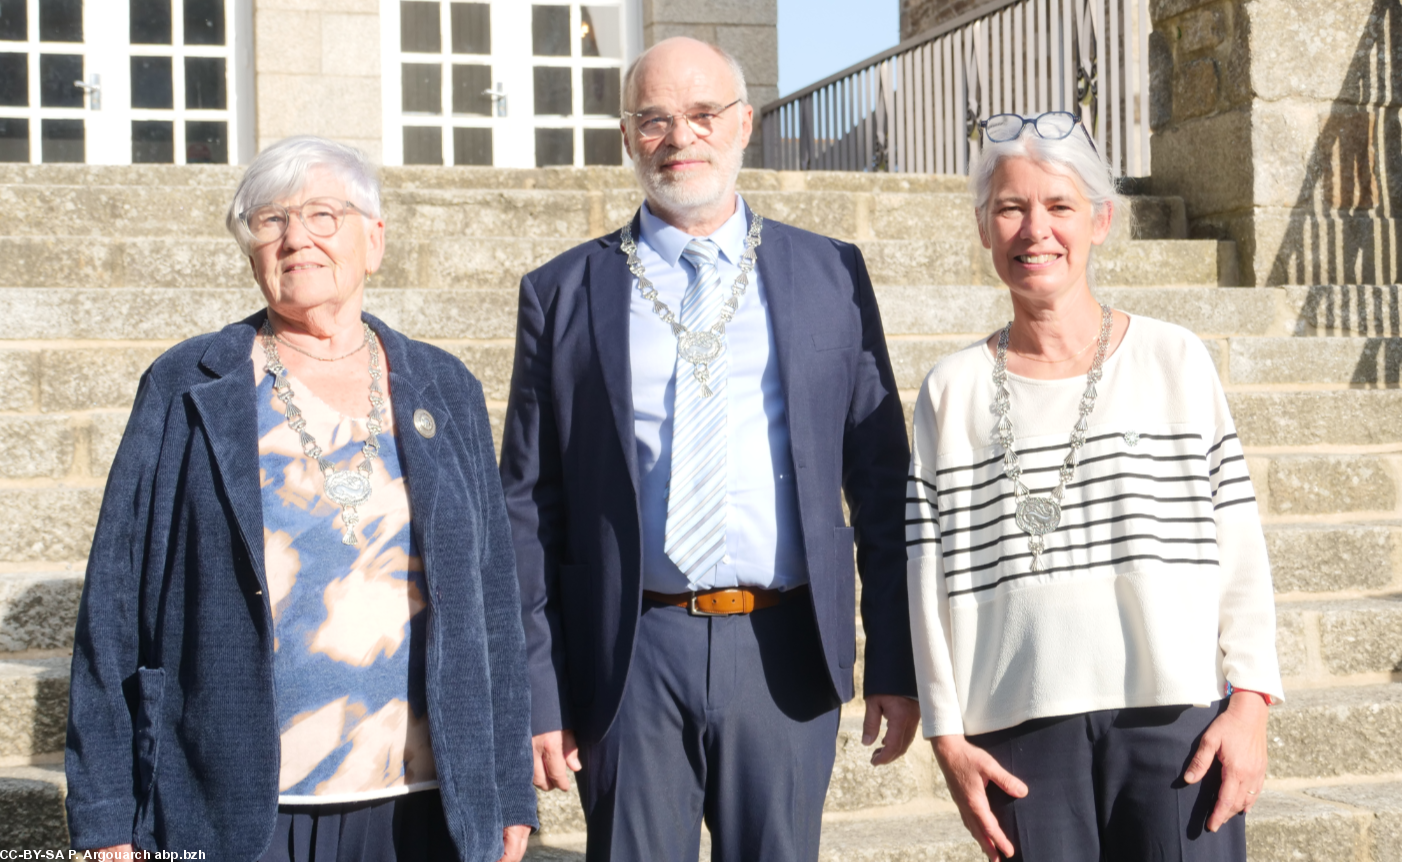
[258,789,458,862]
[576,596,843,862]
[969,701,1246,862]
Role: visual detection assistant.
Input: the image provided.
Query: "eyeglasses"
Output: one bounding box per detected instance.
[240,198,366,244]
[979,111,1098,154]
[622,99,744,141]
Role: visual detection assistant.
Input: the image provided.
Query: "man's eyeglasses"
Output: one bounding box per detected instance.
[240,198,366,244]
[978,111,1098,154]
[622,99,744,141]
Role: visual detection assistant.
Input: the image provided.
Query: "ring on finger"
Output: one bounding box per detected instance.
[1246,789,1259,795]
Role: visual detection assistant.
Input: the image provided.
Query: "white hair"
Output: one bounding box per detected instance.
[970,125,1129,287]
[621,39,748,113]
[225,135,382,254]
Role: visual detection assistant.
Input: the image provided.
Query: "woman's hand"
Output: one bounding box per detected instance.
[494,824,531,862]
[1183,692,1269,831]
[933,734,1028,861]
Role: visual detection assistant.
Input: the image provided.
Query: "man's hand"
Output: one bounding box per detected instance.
[1183,692,1269,832]
[494,824,531,862]
[933,734,1028,862]
[862,695,921,766]
[532,728,582,791]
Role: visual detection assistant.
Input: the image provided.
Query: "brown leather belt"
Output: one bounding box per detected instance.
[643,584,807,617]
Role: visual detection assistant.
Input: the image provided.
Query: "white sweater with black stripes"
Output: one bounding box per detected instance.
[906,314,1284,738]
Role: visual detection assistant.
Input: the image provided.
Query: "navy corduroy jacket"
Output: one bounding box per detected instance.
[65,311,537,860]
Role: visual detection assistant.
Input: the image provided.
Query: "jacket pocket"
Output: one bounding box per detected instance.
[131,667,165,819]
[833,527,857,669]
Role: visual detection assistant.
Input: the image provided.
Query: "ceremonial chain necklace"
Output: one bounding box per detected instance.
[992,303,1113,572]
[274,331,368,362]
[260,319,386,546]
[619,211,764,398]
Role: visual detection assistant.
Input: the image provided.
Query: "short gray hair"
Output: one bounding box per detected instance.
[621,40,748,114]
[225,135,382,254]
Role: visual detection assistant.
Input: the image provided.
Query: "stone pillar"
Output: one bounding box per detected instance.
[1150,0,1402,285]
[900,0,988,39]
[253,0,384,160]
[639,0,778,165]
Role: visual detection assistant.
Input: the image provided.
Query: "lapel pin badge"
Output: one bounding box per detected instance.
[413,408,437,438]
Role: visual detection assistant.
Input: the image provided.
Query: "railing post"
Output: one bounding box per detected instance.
[799,95,814,171]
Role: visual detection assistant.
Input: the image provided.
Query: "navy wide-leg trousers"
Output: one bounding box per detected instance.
[576,597,843,862]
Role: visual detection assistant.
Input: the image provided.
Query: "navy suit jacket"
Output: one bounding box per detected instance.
[65,312,537,860]
[500,214,917,743]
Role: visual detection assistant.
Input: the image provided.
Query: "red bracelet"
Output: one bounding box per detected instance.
[1225,682,1272,706]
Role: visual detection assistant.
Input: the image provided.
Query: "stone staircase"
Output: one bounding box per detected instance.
[0,165,1397,860]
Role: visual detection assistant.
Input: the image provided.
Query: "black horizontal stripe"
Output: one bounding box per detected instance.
[943,510,1216,558]
[935,451,1207,498]
[906,536,942,547]
[905,517,939,526]
[909,475,938,493]
[1211,475,1253,497]
[947,554,1221,597]
[1208,454,1244,478]
[1213,496,1257,512]
[943,533,1219,579]
[1067,471,1208,490]
[940,491,1215,538]
[1206,433,1239,458]
[932,432,1205,479]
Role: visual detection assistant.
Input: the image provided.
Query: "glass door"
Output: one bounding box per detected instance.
[0,0,250,164]
[382,0,639,167]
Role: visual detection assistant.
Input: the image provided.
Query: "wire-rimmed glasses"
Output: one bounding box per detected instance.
[979,111,1098,154]
[240,199,366,245]
[622,99,744,141]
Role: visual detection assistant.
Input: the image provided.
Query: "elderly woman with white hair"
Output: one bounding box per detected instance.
[904,113,1283,861]
[65,135,536,862]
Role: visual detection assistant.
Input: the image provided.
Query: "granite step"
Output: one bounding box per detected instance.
[0,764,67,851]
[0,658,69,761]
[1276,596,1402,679]
[1265,522,1402,594]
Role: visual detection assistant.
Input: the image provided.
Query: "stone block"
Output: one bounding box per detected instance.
[813,813,983,862]
[0,417,74,479]
[0,288,265,341]
[887,338,970,390]
[824,715,934,812]
[0,571,83,652]
[1251,100,1330,210]
[800,174,969,194]
[1243,791,1369,861]
[1094,240,1222,287]
[1316,597,1402,676]
[254,9,322,75]
[1177,5,1226,53]
[1250,209,1402,287]
[740,191,859,239]
[1171,57,1219,121]
[0,184,231,238]
[870,193,979,242]
[1306,782,1402,861]
[1273,606,1309,678]
[40,348,167,412]
[441,343,515,401]
[1228,336,1402,385]
[0,238,119,288]
[1249,0,1388,104]
[1150,108,1253,218]
[384,189,596,239]
[391,290,521,340]
[1264,524,1399,593]
[0,351,39,411]
[0,659,69,759]
[122,238,253,288]
[0,765,68,850]
[1127,195,1188,240]
[0,163,243,187]
[88,411,132,478]
[1265,455,1395,516]
[256,73,383,142]
[858,240,984,287]
[642,0,777,28]
[1266,683,1402,778]
[713,25,779,87]
[423,238,582,291]
[874,286,1009,337]
[256,0,379,11]
[0,489,104,562]
[536,783,586,834]
[320,13,380,78]
[1227,390,1402,447]
[1285,285,1402,337]
[1096,287,1282,336]
[1151,0,1219,21]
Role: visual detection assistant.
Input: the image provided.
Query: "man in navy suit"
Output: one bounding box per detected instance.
[499,36,919,862]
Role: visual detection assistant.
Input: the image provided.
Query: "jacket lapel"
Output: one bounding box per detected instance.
[587,222,641,496]
[755,221,803,464]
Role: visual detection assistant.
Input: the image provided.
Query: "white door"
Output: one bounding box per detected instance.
[381,0,640,167]
[0,0,251,165]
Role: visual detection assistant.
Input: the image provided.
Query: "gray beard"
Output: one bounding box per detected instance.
[633,131,746,215]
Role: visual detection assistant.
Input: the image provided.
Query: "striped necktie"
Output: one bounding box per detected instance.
[665,239,728,588]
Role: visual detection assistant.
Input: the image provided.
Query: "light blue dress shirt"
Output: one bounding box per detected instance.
[630,196,809,593]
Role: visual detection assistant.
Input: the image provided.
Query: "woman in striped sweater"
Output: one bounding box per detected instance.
[906,112,1283,862]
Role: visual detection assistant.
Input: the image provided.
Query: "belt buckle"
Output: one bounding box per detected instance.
[687,591,725,617]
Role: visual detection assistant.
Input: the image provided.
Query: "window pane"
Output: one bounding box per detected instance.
[0,52,27,105]
[38,0,81,42]
[183,0,225,45]
[131,56,173,109]
[184,56,225,109]
[186,120,227,162]
[584,128,620,165]
[0,0,26,41]
[532,5,568,57]
[39,54,82,107]
[404,126,443,165]
[132,120,173,162]
[400,1,440,53]
[535,127,571,166]
[582,67,618,115]
[402,62,441,114]
[451,64,490,115]
[41,118,82,162]
[130,0,171,44]
[0,117,27,162]
[453,127,491,165]
[581,6,620,58]
[533,66,570,115]
[450,3,488,54]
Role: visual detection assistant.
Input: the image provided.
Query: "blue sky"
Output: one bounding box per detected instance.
[777,0,900,97]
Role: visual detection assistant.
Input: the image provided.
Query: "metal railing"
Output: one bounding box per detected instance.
[760,0,1151,177]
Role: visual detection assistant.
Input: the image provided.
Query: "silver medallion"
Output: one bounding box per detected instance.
[678,330,723,365]
[324,469,373,507]
[1015,496,1061,537]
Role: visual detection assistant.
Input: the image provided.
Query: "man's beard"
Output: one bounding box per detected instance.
[632,127,746,214]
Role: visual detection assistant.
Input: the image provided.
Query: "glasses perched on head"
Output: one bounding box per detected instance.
[240,199,366,244]
[979,111,1098,154]
[622,99,744,141]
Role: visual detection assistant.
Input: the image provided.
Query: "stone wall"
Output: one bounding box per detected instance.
[253,0,384,161]
[900,0,987,39]
[1150,0,1402,285]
